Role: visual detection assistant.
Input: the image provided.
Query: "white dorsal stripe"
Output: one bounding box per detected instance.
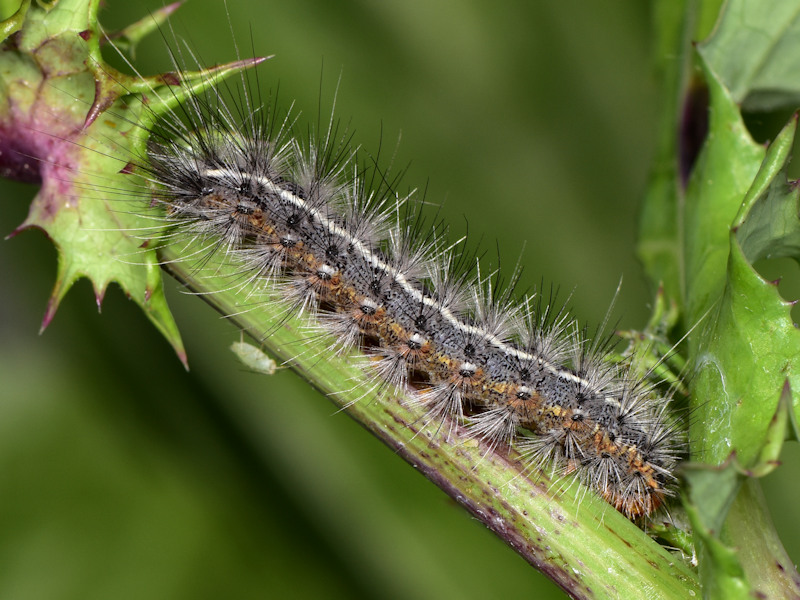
[203,167,593,388]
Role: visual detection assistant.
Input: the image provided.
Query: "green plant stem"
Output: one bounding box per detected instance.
[160,248,699,600]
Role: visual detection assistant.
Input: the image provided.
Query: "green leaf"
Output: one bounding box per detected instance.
[1,0,184,360]
[688,99,800,468]
[734,115,800,264]
[1,0,261,364]
[682,382,798,598]
[684,462,800,599]
[651,5,800,594]
[103,1,182,59]
[0,0,30,39]
[683,458,742,539]
[683,459,750,600]
[679,35,800,599]
[698,0,800,112]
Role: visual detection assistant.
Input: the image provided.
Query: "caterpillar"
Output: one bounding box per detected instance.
[122,12,680,520]
[144,90,679,518]
[0,2,692,596]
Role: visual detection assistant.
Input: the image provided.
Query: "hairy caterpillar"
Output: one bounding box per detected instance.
[0,1,696,600]
[127,7,679,518]
[144,85,679,518]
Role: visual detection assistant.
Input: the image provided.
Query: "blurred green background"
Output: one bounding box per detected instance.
[1,1,799,598]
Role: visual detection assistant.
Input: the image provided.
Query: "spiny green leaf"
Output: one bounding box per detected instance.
[688,96,800,467]
[678,12,800,594]
[2,0,185,361]
[2,0,262,364]
[103,1,182,59]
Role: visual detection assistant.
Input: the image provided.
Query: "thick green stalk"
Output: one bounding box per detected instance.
[160,250,699,599]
